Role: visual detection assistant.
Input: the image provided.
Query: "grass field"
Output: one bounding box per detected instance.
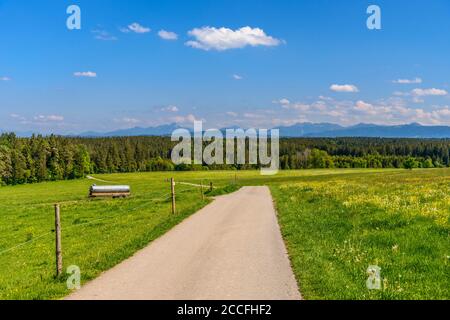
[0,168,448,300]
[271,169,450,300]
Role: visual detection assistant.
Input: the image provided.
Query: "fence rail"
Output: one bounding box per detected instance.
[0,177,219,277]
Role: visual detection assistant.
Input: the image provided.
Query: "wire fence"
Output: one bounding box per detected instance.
[0,230,54,256]
[0,195,169,257]
[0,176,223,259]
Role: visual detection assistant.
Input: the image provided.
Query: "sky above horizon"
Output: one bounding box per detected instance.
[1,0,450,134]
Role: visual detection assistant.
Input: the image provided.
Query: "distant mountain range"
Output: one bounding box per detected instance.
[76,122,450,139]
[4,122,450,138]
[287,122,450,138]
[77,123,180,138]
[278,122,450,138]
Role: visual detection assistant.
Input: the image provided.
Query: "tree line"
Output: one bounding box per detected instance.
[1,133,449,185]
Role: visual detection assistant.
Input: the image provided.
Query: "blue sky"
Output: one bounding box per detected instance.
[1,0,450,133]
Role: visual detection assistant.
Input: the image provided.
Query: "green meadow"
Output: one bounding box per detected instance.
[0,169,448,300]
[272,169,449,300]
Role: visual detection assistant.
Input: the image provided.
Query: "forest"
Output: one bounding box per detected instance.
[1,133,449,185]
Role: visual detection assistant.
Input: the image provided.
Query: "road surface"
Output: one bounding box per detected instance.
[67,186,301,300]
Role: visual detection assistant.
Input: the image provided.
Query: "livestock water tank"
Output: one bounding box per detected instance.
[89,185,131,198]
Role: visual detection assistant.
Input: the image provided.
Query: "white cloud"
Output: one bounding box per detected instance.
[122,23,151,34]
[354,100,375,114]
[273,98,290,105]
[266,94,450,126]
[431,106,450,120]
[243,113,265,119]
[213,96,450,127]
[286,103,310,111]
[34,115,64,122]
[74,71,97,78]
[158,30,178,40]
[165,95,450,127]
[1,76,11,81]
[394,88,448,103]
[411,88,448,97]
[273,98,310,111]
[10,113,26,122]
[161,105,179,112]
[393,77,422,84]
[412,97,424,104]
[330,84,359,93]
[393,91,409,97]
[9,113,66,127]
[92,29,117,41]
[353,100,391,116]
[350,99,450,125]
[185,26,282,51]
[115,117,141,125]
[311,101,328,111]
[172,114,202,124]
[232,74,243,80]
[318,95,333,101]
[185,114,199,123]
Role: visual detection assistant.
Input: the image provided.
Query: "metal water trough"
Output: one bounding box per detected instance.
[89,185,131,198]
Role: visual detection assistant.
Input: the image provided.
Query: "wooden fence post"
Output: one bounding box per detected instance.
[54,204,63,277]
[210,182,213,192]
[171,178,176,214]
[200,180,204,201]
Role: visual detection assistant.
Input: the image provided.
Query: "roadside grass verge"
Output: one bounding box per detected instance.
[271,169,450,300]
[205,184,241,197]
